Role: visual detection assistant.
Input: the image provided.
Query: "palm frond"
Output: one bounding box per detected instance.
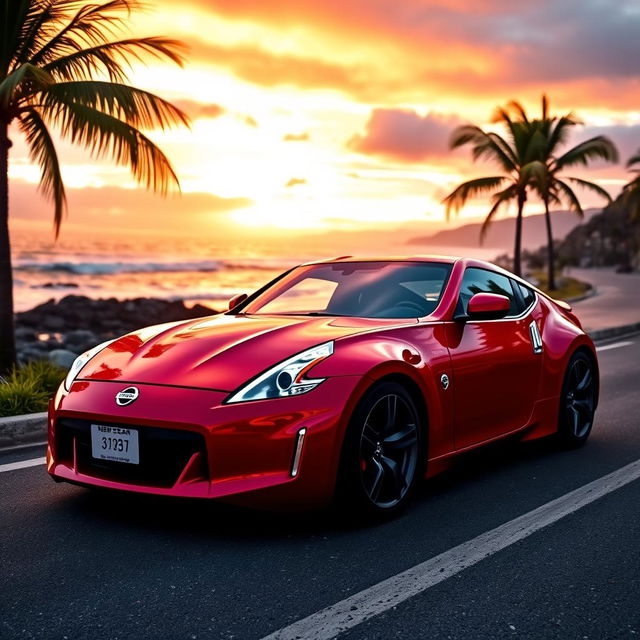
[554,136,619,169]
[621,178,640,219]
[565,177,612,204]
[523,128,548,164]
[0,63,52,108]
[626,151,640,169]
[554,179,584,217]
[471,132,518,172]
[442,176,507,219]
[449,125,516,172]
[490,106,527,158]
[479,185,516,244]
[43,80,189,129]
[11,0,76,70]
[506,99,529,124]
[545,116,578,156]
[18,106,67,235]
[29,0,141,65]
[42,99,180,194]
[449,124,485,149]
[42,37,186,82]
[541,94,548,120]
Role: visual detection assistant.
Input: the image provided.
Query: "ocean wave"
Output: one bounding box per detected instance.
[14,258,297,276]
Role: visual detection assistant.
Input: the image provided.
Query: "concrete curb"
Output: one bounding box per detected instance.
[588,321,640,343]
[1,322,639,451]
[0,412,48,449]
[565,286,597,305]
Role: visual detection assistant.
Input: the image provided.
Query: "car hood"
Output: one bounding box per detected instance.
[78,313,417,391]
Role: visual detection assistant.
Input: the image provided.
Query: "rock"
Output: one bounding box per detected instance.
[63,329,99,353]
[48,349,78,369]
[15,327,38,342]
[16,296,218,346]
[41,282,79,289]
[42,315,65,331]
[17,349,48,365]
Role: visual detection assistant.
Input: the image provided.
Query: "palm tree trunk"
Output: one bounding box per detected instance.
[544,198,556,290]
[513,191,525,276]
[0,122,16,375]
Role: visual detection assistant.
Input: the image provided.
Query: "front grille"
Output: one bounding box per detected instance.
[56,418,207,488]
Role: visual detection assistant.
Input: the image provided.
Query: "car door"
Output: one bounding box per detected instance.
[445,267,542,449]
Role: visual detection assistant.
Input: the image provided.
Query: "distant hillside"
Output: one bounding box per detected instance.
[408,210,599,251]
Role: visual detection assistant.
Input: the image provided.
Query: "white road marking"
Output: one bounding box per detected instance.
[262,458,640,640]
[0,457,46,473]
[596,340,634,352]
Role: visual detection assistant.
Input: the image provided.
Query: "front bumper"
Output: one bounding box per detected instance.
[47,376,362,507]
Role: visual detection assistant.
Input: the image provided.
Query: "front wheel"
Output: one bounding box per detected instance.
[337,381,425,519]
[557,351,597,448]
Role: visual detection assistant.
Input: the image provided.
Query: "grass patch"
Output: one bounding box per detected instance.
[530,270,592,300]
[0,360,66,418]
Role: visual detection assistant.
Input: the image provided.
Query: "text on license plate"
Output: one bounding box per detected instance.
[90,424,139,464]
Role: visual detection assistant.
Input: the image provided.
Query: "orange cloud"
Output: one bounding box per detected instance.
[349,110,462,162]
[179,0,640,112]
[283,132,310,142]
[174,99,226,119]
[10,181,252,232]
[285,178,307,188]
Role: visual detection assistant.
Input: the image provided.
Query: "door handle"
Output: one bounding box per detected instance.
[529,320,543,354]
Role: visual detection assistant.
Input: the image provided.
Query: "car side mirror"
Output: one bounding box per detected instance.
[228,293,248,311]
[462,293,511,321]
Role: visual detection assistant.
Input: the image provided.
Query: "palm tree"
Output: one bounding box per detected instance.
[0,0,189,374]
[622,150,640,220]
[510,96,618,290]
[443,108,542,276]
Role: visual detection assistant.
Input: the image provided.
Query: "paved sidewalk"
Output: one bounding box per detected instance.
[567,267,640,332]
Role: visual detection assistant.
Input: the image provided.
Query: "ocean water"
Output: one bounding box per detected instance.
[11,226,499,312]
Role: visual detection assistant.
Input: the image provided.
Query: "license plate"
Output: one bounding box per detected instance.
[91,424,139,464]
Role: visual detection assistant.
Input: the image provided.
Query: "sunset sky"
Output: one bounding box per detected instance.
[9,0,640,241]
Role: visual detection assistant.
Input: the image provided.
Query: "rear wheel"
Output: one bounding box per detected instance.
[337,381,424,518]
[557,351,597,447]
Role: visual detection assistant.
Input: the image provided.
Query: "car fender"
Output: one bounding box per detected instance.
[311,330,453,463]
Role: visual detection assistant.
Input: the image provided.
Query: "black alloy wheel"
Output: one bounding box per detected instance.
[338,381,424,517]
[558,351,597,447]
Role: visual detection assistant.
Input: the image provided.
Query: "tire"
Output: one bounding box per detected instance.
[557,350,597,448]
[336,381,425,519]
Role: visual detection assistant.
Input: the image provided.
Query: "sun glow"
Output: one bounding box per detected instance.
[9,0,640,238]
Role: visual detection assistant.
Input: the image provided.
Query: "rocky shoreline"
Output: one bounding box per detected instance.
[15,295,219,367]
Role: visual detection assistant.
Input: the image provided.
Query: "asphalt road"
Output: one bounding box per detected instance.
[570,267,640,332]
[1,337,640,640]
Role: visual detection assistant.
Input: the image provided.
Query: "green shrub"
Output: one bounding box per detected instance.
[14,360,66,395]
[0,377,49,417]
[0,360,66,417]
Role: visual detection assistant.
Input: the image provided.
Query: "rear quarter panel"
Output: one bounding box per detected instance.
[537,296,598,401]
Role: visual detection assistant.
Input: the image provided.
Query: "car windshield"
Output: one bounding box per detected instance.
[241,261,452,319]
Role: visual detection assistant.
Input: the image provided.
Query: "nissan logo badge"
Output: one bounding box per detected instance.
[116,386,139,406]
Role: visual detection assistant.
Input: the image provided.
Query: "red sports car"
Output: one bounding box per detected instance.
[47,256,598,516]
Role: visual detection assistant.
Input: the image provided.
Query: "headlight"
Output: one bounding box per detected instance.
[226,341,334,403]
[63,339,115,392]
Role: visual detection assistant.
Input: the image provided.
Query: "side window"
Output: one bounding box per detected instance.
[458,268,519,316]
[518,282,536,310]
